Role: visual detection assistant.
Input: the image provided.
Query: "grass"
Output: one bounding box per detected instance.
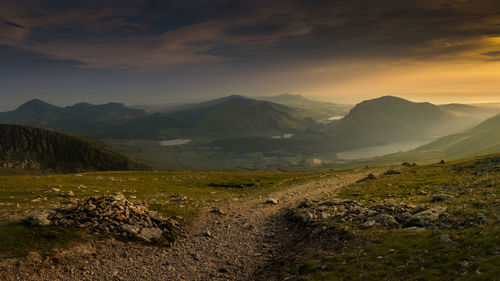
[0,225,89,258]
[299,227,499,281]
[296,155,500,281]
[0,169,318,258]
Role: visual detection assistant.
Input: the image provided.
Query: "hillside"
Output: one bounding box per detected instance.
[0,99,146,133]
[257,93,352,121]
[0,124,149,172]
[379,113,500,163]
[103,95,317,139]
[321,96,477,152]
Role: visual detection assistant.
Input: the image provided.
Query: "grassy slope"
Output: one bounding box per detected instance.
[371,113,500,165]
[0,170,319,258]
[296,155,500,281]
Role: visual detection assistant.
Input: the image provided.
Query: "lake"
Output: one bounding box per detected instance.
[158,139,191,146]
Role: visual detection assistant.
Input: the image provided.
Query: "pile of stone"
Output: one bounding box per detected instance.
[289,198,486,230]
[27,193,184,243]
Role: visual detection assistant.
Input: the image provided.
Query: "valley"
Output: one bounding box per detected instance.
[2,94,496,171]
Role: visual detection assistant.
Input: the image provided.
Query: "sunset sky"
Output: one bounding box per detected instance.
[1,0,499,110]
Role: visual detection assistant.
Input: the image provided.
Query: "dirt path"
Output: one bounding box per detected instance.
[4,167,390,281]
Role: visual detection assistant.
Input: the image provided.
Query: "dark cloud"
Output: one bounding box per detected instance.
[0,17,25,28]
[1,0,499,68]
[0,0,499,109]
[482,50,500,56]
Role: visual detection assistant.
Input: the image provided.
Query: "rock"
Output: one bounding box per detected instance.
[439,234,457,246]
[27,212,52,226]
[121,224,140,236]
[210,207,226,215]
[431,194,454,202]
[205,230,213,237]
[48,187,61,192]
[266,198,279,205]
[62,191,75,197]
[298,199,313,208]
[302,212,315,223]
[405,207,447,227]
[383,170,401,176]
[476,213,487,225]
[361,220,377,229]
[191,253,200,261]
[111,193,125,201]
[357,174,377,182]
[137,227,163,242]
[27,194,184,244]
[375,214,399,227]
[474,200,485,208]
[403,226,426,232]
[172,193,187,201]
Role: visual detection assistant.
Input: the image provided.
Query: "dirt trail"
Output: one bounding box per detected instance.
[4,167,389,281]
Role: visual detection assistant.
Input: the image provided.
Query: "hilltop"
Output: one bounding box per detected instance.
[0,124,149,173]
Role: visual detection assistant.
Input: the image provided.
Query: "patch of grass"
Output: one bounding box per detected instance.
[0,224,86,258]
[299,226,500,281]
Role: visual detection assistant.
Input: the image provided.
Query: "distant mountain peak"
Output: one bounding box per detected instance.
[16,99,60,112]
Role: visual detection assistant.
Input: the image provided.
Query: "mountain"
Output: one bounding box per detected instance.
[0,99,146,133]
[0,124,149,172]
[320,96,475,151]
[103,95,318,139]
[257,93,352,121]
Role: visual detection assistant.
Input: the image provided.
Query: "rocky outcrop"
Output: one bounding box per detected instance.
[288,198,485,230]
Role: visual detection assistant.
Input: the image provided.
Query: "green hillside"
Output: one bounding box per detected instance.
[369,113,500,164]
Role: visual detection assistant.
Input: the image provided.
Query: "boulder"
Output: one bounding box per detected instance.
[361,220,377,229]
[137,227,163,242]
[439,234,457,246]
[431,194,454,202]
[266,198,279,205]
[405,207,447,227]
[27,212,52,226]
[375,214,399,227]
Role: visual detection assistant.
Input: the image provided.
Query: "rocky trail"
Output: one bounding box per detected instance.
[3,167,389,281]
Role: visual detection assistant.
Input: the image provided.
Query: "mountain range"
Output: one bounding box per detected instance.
[0,94,498,170]
[0,99,146,134]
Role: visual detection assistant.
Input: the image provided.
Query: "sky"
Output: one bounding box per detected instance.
[1,0,499,110]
